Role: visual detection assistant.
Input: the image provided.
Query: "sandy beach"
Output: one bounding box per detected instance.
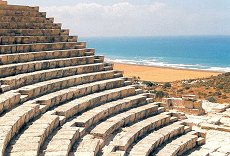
[113,63,222,82]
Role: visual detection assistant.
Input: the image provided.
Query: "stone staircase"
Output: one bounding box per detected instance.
[0,2,206,156]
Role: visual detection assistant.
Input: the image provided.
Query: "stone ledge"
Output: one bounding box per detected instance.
[0,0,7,5]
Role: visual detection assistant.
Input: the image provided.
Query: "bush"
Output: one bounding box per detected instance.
[142,81,156,87]
[162,82,171,89]
[149,90,156,94]
[155,90,168,98]
[216,84,224,90]
[213,91,222,96]
[224,72,230,76]
[185,85,190,90]
[207,96,217,103]
[222,95,228,99]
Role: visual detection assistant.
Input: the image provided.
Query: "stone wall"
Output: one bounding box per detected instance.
[162,95,205,115]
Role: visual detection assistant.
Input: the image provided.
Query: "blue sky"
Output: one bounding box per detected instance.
[8,0,230,37]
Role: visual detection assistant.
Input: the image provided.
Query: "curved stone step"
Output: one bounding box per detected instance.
[54,85,136,119]
[9,113,60,156]
[73,102,160,156]
[74,135,101,156]
[44,127,80,156]
[0,91,20,114]
[36,77,125,111]
[0,102,40,155]
[0,35,77,45]
[0,55,94,78]
[73,94,147,130]
[0,41,85,54]
[0,16,53,23]
[155,132,199,156]
[0,28,69,37]
[44,93,148,156]
[128,122,187,156]
[91,103,161,140]
[6,85,135,156]
[0,9,45,17]
[0,22,61,29]
[0,48,87,65]
[0,5,39,11]
[18,70,116,100]
[0,77,126,156]
[104,113,171,154]
[1,63,104,90]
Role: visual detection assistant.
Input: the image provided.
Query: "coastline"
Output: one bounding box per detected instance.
[112,62,222,82]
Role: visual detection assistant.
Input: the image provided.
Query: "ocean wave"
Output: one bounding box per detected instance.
[105,57,230,72]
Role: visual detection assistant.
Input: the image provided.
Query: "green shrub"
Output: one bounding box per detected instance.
[224,72,230,76]
[216,84,224,90]
[213,91,222,96]
[155,90,168,98]
[142,81,156,87]
[207,96,217,103]
[162,82,171,89]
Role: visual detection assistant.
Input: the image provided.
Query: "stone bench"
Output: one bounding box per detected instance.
[0,48,86,65]
[75,103,159,156]
[44,93,146,156]
[0,42,85,54]
[43,92,146,155]
[0,10,45,17]
[9,113,60,155]
[0,28,69,36]
[155,132,199,156]
[0,5,38,10]
[0,102,40,155]
[36,77,125,112]
[18,70,116,100]
[0,22,61,29]
[108,113,171,152]
[73,94,147,129]
[0,35,77,45]
[0,55,94,78]
[0,5,39,11]
[0,91,20,114]
[94,56,105,63]
[45,127,80,156]
[90,103,160,140]
[129,123,187,156]
[0,78,126,156]
[85,48,95,56]
[54,85,136,119]
[74,135,101,156]
[0,16,53,23]
[1,62,104,90]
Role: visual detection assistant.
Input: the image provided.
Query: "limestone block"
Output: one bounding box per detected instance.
[9,151,38,156]
[196,137,206,146]
[74,151,95,156]
[46,139,71,152]
[184,100,194,109]
[194,100,203,109]
[207,116,221,125]
[220,117,230,127]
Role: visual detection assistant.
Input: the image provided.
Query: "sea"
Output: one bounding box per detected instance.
[80,36,230,72]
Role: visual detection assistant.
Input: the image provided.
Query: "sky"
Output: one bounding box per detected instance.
[8,0,230,37]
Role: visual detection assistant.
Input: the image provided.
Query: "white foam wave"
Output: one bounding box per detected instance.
[105,57,230,72]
